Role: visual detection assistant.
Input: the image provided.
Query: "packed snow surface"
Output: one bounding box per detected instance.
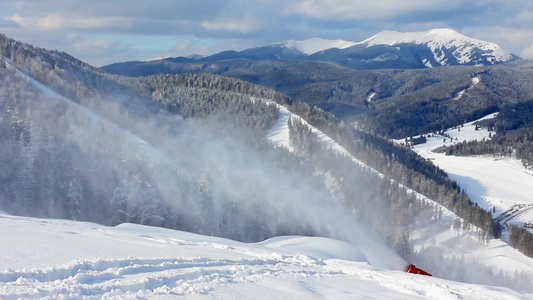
[1,214,531,299]
[271,37,357,55]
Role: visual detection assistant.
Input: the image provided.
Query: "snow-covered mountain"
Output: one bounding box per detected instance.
[270,37,357,55]
[104,28,518,74]
[359,28,514,67]
[1,213,531,299]
[269,28,514,66]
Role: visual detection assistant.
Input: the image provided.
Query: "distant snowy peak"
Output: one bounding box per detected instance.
[361,28,514,66]
[102,28,518,74]
[266,29,514,66]
[362,28,471,46]
[271,37,357,55]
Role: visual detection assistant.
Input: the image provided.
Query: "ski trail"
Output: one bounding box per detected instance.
[452,76,480,100]
[267,105,294,152]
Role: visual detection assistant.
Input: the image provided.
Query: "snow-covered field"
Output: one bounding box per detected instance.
[399,113,533,232]
[1,213,531,299]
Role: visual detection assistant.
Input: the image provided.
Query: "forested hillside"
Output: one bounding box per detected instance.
[103,57,533,139]
[0,34,326,242]
[110,72,528,286]
[288,102,495,236]
[442,101,533,168]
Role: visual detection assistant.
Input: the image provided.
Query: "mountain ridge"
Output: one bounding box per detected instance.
[360,28,514,66]
[270,37,357,55]
[115,28,517,70]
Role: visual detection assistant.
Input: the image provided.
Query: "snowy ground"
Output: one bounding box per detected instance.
[396,113,533,232]
[1,213,531,299]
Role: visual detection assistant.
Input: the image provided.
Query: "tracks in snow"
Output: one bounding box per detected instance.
[0,255,340,299]
[496,204,533,231]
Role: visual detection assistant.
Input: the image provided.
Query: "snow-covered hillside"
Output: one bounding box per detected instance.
[1,213,531,299]
[267,105,358,160]
[396,113,533,236]
[269,106,533,288]
[360,28,513,66]
[271,37,357,55]
[1,54,173,167]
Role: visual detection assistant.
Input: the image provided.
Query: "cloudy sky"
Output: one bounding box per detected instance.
[1,0,532,66]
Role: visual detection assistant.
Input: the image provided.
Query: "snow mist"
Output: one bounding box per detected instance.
[9,85,407,270]
[131,114,409,270]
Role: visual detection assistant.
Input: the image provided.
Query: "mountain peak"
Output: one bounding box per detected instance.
[425,28,461,36]
[360,28,514,66]
[362,28,471,46]
[271,37,357,55]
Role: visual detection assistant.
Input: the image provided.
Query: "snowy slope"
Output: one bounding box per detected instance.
[267,105,358,160]
[360,28,513,66]
[396,113,533,235]
[453,76,481,100]
[269,107,533,285]
[0,214,531,300]
[266,105,295,152]
[271,37,357,55]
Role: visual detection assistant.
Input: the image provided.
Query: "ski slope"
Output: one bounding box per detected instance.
[0,213,530,300]
[268,107,533,285]
[399,113,533,233]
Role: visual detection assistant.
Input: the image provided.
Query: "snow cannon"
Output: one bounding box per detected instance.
[405,264,432,276]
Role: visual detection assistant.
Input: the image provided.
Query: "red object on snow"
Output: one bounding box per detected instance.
[406,264,432,276]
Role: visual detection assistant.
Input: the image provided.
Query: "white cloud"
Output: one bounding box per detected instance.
[1,0,532,65]
[515,10,533,22]
[72,39,114,54]
[522,44,533,59]
[465,26,533,57]
[35,14,129,31]
[284,0,464,20]
[5,14,24,25]
[200,17,261,34]
[168,38,211,57]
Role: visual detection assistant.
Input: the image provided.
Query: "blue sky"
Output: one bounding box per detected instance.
[1,0,532,66]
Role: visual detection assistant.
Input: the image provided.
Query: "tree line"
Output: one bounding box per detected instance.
[288,102,495,239]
